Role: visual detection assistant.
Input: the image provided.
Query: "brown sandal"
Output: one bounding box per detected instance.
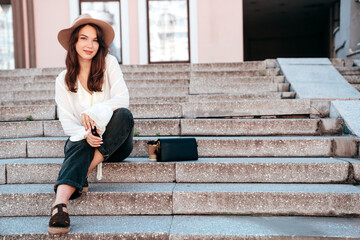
[48,203,70,234]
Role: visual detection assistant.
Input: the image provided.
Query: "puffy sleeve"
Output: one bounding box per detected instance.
[55,71,89,141]
[82,54,130,133]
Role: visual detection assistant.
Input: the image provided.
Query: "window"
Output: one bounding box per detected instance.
[80,0,122,63]
[0,1,14,69]
[147,0,190,63]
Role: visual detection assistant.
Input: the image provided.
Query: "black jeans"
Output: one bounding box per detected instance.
[54,108,134,199]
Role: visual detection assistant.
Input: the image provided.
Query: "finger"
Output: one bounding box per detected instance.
[81,114,87,130]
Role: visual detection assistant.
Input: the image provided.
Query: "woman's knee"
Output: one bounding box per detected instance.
[112,108,134,129]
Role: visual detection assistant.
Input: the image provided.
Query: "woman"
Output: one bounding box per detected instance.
[48,13,134,234]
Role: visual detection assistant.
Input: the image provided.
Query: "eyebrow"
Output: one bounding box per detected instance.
[79,34,97,39]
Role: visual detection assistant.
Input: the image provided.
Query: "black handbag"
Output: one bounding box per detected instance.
[154,138,198,162]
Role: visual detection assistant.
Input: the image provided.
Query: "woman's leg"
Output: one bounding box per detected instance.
[53,185,76,207]
[97,108,134,162]
[87,148,104,175]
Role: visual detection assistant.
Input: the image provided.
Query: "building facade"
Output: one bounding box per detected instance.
[0,0,359,69]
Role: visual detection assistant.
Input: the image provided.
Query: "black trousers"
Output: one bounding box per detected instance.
[54,108,134,199]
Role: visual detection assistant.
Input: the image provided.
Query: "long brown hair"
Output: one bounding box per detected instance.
[65,23,108,93]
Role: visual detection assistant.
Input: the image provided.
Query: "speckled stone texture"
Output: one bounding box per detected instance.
[43,120,65,137]
[0,105,56,121]
[0,183,174,216]
[189,83,285,94]
[191,61,267,71]
[5,158,62,184]
[0,164,5,184]
[0,140,26,159]
[130,103,182,118]
[0,215,172,239]
[126,79,189,87]
[88,160,176,183]
[124,72,190,80]
[130,96,187,104]
[0,121,43,138]
[134,119,180,136]
[129,87,188,97]
[12,90,54,101]
[190,76,285,85]
[172,183,360,216]
[27,138,67,158]
[196,137,333,157]
[191,69,280,78]
[121,63,190,72]
[181,119,342,136]
[169,215,360,240]
[175,158,349,183]
[187,92,284,102]
[182,99,310,118]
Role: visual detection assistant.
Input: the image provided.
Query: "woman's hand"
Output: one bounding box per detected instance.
[81,113,95,131]
[86,130,103,147]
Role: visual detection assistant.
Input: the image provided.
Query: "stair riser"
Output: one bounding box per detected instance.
[173,192,360,216]
[191,76,285,84]
[2,161,349,184]
[129,87,188,97]
[1,119,343,139]
[189,83,289,94]
[1,191,359,217]
[0,192,173,216]
[191,69,280,78]
[0,138,356,159]
[0,106,56,121]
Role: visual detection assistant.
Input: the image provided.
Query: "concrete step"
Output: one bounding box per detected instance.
[0,136,357,159]
[0,182,174,216]
[124,72,190,80]
[191,60,275,71]
[191,68,281,78]
[1,183,360,217]
[344,75,360,84]
[0,105,56,121]
[125,79,189,87]
[120,63,190,72]
[0,90,55,102]
[182,99,310,118]
[0,118,343,139]
[1,157,356,185]
[337,67,360,75]
[0,82,54,91]
[129,87,188,97]
[172,183,360,216]
[0,92,294,106]
[1,215,360,239]
[353,84,360,92]
[190,75,285,84]
[189,83,289,94]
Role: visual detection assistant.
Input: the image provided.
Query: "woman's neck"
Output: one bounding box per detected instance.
[78,57,92,75]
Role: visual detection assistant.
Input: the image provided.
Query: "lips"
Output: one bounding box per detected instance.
[84,50,93,55]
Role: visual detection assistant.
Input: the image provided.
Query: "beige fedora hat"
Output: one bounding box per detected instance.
[58,13,115,51]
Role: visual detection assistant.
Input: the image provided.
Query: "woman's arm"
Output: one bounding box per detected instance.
[55,72,89,141]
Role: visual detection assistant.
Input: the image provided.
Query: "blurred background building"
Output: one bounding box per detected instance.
[0,0,359,69]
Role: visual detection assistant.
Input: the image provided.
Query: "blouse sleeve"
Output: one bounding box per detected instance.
[55,71,89,141]
[82,54,130,134]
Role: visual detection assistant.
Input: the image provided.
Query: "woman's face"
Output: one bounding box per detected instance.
[75,25,99,62]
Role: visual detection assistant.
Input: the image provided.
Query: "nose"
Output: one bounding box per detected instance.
[87,39,93,48]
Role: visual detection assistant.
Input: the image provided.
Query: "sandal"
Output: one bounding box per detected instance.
[82,177,89,193]
[48,203,70,234]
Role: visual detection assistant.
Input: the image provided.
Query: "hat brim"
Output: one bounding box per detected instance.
[58,17,115,51]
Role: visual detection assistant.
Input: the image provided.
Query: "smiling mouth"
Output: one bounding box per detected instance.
[84,50,93,55]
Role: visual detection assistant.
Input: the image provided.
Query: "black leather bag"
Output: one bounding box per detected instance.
[155,138,198,162]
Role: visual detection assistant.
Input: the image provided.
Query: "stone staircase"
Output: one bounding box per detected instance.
[332,58,360,92]
[1,60,360,239]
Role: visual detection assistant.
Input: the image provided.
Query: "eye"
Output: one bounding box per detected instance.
[80,37,86,40]
[93,39,98,42]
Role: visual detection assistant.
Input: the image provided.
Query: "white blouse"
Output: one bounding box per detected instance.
[55,54,129,142]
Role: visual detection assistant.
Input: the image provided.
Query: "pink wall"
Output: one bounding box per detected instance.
[128,0,139,64]
[33,0,70,67]
[197,0,244,63]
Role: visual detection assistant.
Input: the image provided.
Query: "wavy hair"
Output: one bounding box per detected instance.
[64,23,109,93]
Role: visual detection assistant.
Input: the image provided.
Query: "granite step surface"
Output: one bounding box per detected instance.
[2,215,360,240]
[191,68,280,78]
[0,215,360,240]
[190,75,285,84]
[0,136,357,159]
[0,118,343,139]
[189,83,289,94]
[1,183,360,217]
[1,157,358,185]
